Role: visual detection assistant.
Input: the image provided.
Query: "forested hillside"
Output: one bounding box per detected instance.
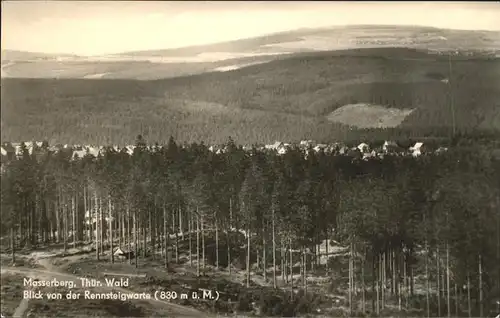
[1,136,499,316]
[2,48,499,145]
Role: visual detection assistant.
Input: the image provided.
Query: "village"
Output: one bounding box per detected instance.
[1,139,445,163]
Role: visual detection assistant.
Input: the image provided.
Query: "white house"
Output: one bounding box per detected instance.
[114,247,134,260]
[313,144,327,152]
[410,142,424,157]
[339,146,349,155]
[357,143,370,153]
[277,143,290,155]
[265,141,283,150]
[114,247,125,257]
[300,140,315,148]
[126,145,135,155]
[72,149,87,160]
[87,146,101,157]
[14,144,23,157]
[383,141,398,153]
[363,150,378,160]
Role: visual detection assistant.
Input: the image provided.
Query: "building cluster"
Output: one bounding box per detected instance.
[253,140,447,159]
[1,139,448,164]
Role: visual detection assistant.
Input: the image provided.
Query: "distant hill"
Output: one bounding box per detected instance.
[118,25,500,57]
[2,25,499,80]
[1,49,79,61]
[2,47,499,145]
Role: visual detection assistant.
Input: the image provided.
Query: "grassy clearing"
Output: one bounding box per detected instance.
[0,273,25,317]
[327,103,415,128]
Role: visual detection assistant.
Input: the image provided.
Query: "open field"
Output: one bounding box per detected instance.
[2,47,499,145]
[2,25,498,80]
[0,54,282,80]
[327,103,415,128]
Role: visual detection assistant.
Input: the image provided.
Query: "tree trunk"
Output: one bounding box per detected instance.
[201,213,205,273]
[289,236,293,298]
[127,205,131,265]
[391,249,397,295]
[467,271,471,318]
[303,248,307,292]
[163,205,168,269]
[348,242,353,315]
[215,214,219,270]
[11,226,15,264]
[179,205,184,241]
[272,208,277,288]
[196,213,200,277]
[478,255,483,318]
[381,252,385,311]
[142,210,147,259]
[246,225,251,288]
[56,191,60,243]
[99,197,106,255]
[100,197,104,255]
[425,241,430,318]
[446,242,450,318]
[410,262,414,297]
[134,207,138,268]
[398,253,401,311]
[398,279,402,311]
[72,196,76,249]
[119,203,123,249]
[263,224,267,283]
[325,229,329,274]
[63,196,68,253]
[228,198,232,275]
[83,185,87,243]
[109,197,114,263]
[149,204,154,260]
[175,206,180,263]
[497,195,500,298]
[189,210,193,267]
[376,271,380,315]
[281,236,285,283]
[256,249,260,272]
[94,192,99,261]
[437,246,441,317]
[361,251,366,314]
[372,253,376,313]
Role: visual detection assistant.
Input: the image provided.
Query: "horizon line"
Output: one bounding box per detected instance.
[2,23,499,57]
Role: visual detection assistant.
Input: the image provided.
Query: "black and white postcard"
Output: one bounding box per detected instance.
[1,1,499,317]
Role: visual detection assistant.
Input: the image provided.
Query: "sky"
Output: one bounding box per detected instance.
[2,1,500,56]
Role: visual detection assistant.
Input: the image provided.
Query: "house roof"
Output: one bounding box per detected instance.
[383,141,398,146]
[272,141,282,148]
[357,143,369,151]
[412,142,424,149]
[114,247,126,255]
